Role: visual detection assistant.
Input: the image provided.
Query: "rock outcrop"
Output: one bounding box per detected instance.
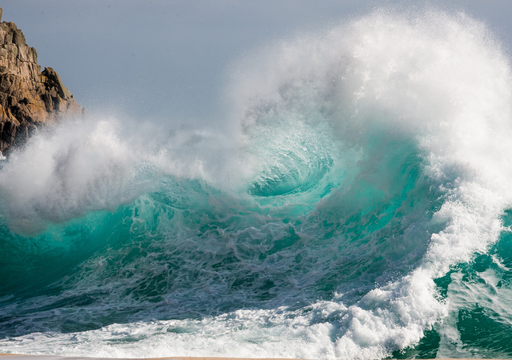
[0,8,84,155]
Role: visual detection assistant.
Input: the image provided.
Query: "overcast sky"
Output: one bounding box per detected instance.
[3,0,512,126]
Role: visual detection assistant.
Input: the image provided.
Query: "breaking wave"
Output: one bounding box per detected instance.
[2,8,512,359]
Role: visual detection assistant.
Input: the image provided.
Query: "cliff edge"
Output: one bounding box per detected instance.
[0,8,84,156]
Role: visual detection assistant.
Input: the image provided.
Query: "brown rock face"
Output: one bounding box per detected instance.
[0,14,84,156]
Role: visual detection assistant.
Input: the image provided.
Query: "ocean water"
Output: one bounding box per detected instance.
[1,8,512,359]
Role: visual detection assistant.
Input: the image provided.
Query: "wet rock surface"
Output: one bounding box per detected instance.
[0,9,84,156]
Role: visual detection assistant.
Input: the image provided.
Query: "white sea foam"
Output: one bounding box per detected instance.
[0,116,248,233]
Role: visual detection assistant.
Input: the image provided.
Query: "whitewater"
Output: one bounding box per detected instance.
[2,8,512,359]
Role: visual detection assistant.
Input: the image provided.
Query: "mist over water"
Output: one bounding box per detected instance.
[2,8,512,359]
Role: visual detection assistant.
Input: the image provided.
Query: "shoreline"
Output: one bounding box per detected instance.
[0,356,306,360]
[0,356,507,360]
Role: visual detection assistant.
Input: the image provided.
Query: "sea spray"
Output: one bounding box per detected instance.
[1,7,512,359]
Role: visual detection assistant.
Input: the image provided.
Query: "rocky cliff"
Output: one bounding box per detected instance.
[0,8,84,156]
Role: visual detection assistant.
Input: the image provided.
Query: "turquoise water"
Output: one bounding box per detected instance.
[2,8,512,359]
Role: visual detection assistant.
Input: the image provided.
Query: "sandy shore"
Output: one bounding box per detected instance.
[0,354,302,360]
[0,356,505,360]
[1,356,305,360]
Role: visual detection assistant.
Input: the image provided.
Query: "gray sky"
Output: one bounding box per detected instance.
[3,0,512,126]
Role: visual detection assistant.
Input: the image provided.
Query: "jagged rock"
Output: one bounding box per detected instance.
[0,7,84,156]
